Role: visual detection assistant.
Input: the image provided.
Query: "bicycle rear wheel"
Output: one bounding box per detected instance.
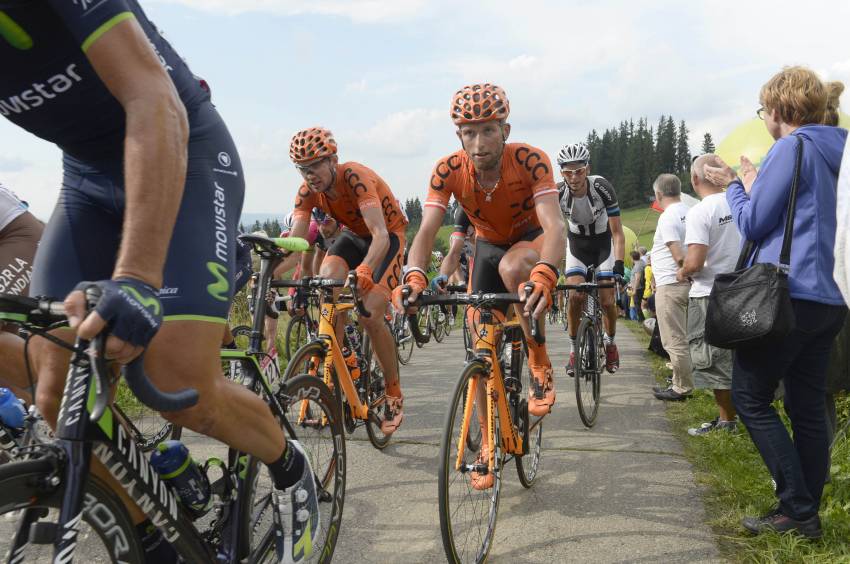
[439,362,502,564]
[575,317,601,427]
[362,329,393,450]
[512,333,542,488]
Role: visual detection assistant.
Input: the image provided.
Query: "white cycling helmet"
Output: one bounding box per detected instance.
[280,212,294,236]
[557,143,590,166]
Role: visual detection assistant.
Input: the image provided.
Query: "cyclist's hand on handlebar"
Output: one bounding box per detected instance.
[392,270,427,313]
[519,263,557,319]
[613,260,625,278]
[353,265,375,294]
[66,278,163,365]
[430,274,448,294]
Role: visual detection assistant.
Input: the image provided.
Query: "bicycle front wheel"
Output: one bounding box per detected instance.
[247,374,346,564]
[395,314,415,365]
[285,315,310,361]
[575,317,601,427]
[0,458,144,563]
[439,362,502,564]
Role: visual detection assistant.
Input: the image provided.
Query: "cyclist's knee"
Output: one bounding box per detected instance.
[568,291,585,309]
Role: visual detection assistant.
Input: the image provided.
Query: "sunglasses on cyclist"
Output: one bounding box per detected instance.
[295,158,328,176]
[560,165,588,176]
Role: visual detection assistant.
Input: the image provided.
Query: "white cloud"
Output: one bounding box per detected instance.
[150,0,430,23]
[0,156,29,173]
[344,78,368,93]
[347,108,444,158]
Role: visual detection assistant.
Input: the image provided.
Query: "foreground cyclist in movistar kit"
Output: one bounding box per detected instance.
[557,143,626,375]
[1,3,318,561]
[287,127,408,435]
[396,83,566,442]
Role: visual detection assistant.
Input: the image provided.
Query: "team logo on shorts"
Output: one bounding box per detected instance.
[218,152,232,167]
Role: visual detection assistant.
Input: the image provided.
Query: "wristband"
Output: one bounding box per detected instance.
[535,260,559,279]
[403,267,427,284]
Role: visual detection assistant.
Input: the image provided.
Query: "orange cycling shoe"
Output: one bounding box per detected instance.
[380,394,404,435]
[528,365,555,416]
[470,445,494,490]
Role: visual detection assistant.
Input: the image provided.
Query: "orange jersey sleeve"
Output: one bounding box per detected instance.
[424,151,465,213]
[320,162,407,237]
[292,182,317,222]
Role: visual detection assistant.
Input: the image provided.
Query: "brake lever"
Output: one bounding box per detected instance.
[523,282,545,345]
[82,286,111,422]
[347,271,371,318]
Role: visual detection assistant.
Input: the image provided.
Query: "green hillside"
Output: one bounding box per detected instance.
[621,205,659,250]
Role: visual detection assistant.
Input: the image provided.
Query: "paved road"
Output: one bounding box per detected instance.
[187,323,723,563]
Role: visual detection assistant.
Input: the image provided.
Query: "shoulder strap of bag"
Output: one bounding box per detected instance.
[778,135,804,268]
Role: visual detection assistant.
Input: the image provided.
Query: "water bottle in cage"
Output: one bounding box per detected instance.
[344,323,361,353]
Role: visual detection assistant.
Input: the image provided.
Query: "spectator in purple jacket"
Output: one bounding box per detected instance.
[705,66,847,539]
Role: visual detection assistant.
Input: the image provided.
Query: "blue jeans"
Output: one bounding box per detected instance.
[732,299,847,519]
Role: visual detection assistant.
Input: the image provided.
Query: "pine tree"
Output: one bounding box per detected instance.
[701,132,716,154]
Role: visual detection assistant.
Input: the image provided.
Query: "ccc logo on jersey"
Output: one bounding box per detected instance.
[430,154,462,191]
[343,168,368,196]
[514,147,549,182]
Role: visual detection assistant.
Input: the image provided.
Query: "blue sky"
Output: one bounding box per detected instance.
[2,0,850,219]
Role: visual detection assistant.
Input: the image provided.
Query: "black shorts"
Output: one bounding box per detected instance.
[30,101,245,324]
[326,230,404,298]
[565,232,614,280]
[470,227,542,310]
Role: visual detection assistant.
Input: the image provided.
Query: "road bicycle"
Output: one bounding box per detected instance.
[391,309,415,365]
[280,275,395,449]
[0,234,345,562]
[558,266,620,428]
[405,286,544,563]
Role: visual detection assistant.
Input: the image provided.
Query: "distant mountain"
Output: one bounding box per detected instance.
[240,212,286,230]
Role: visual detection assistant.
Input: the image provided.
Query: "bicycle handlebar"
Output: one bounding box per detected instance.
[401,287,543,345]
[270,278,346,289]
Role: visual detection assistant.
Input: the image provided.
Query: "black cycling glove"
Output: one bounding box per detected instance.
[613,260,625,277]
[75,278,163,348]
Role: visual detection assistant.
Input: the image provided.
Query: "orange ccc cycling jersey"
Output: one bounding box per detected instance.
[293,162,407,237]
[424,143,557,245]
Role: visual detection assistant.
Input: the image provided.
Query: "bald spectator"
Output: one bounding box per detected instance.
[651,174,693,401]
[677,155,742,433]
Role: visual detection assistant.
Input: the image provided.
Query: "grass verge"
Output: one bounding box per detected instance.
[624,320,850,563]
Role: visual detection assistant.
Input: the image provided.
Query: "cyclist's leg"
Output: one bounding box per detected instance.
[364,231,403,397]
[497,230,555,415]
[596,244,620,372]
[468,238,510,429]
[0,211,43,398]
[497,232,544,356]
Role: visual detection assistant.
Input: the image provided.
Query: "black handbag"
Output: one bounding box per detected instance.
[704,136,803,349]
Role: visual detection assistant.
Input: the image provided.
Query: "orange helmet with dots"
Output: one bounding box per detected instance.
[450,83,510,125]
[289,127,338,163]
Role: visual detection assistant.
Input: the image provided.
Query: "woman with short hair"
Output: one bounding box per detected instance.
[706,66,847,539]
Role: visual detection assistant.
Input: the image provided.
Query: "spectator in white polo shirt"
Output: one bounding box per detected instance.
[677,155,742,433]
[651,174,693,401]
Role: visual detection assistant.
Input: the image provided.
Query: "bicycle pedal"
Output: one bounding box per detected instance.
[29,521,58,544]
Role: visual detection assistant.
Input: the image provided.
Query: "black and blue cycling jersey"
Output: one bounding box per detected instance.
[0,0,208,162]
[2,0,245,322]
